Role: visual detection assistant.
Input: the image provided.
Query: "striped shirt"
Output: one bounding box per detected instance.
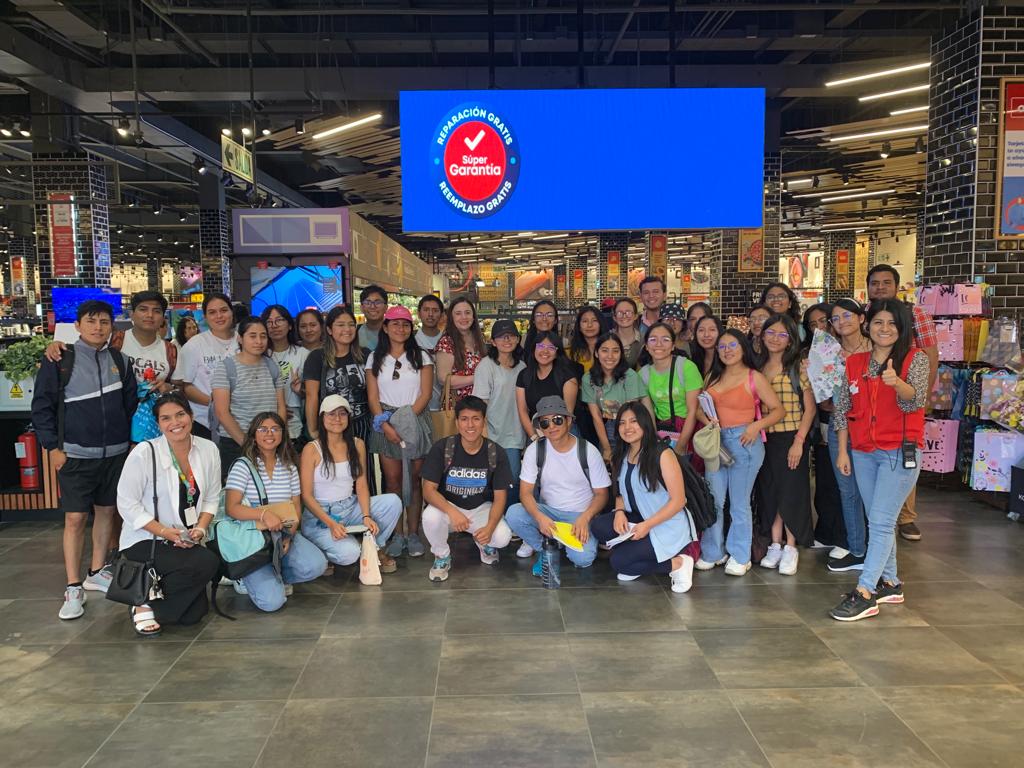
[225,456,300,506]
[210,356,285,437]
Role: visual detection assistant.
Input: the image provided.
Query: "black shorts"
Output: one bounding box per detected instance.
[58,453,128,513]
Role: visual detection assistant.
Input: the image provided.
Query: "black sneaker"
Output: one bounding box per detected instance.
[827,553,866,572]
[830,590,879,622]
[898,522,922,541]
[875,580,904,604]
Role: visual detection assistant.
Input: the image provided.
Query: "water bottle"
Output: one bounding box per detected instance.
[540,537,561,590]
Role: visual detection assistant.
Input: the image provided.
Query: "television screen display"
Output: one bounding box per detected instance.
[400,88,765,232]
[249,265,347,317]
[51,287,123,323]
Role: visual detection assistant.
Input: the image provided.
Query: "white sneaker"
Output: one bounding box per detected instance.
[829,546,850,560]
[516,542,535,558]
[779,545,799,576]
[58,585,86,620]
[670,555,694,594]
[233,580,249,595]
[479,546,499,566]
[760,543,783,569]
[724,557,752,576]
[694,556,728,571]
[83,566,113,593]
[616,573,641,582]
[284,584,294,597]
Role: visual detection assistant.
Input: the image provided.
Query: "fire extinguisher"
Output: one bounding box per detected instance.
[16,429,40,490]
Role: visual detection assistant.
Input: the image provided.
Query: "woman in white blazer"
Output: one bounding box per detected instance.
[116,392,222,637]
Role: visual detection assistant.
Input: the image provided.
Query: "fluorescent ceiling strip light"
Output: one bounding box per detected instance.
[829,124,927,142]
[784,178,814,188]
[791,187,866,199]
[476,238,503,244]
[311,113,382,140]
[517,232,536,237]
[533,233,568,240]
[890,105,929,116]
[821,219,879,228]
[825,61,930,88]
[859,84,929,102]
[819,188,896,203]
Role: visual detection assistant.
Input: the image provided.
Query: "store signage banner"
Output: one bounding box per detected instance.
[514,268,555,309]
[836,248,850,290]
[737,228,763,273]
[48,193,77,278]
[648,235,667,284]
[11,256,24,297]
[606,251,621,292]
[400,88,765,232]
[998,79,1024,238]
[221,134,254,183]
[233,208,351,254]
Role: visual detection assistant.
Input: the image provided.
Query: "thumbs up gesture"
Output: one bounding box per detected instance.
[881,358,901,388]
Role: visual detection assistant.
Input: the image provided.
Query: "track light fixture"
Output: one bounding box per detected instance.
[812,176,820,188]
[294,118,306,135]
[880,141,892,159]
[116,118,131,138]
[193,156,208,175]
[915,137,925,153]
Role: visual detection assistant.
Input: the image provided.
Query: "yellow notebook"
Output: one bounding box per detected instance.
[551,522,585,552]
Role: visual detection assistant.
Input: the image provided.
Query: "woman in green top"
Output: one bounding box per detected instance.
[640,322,703,456]
[583,334,653,462]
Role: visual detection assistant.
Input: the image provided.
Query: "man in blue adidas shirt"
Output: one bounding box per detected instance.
[421,395,514,582]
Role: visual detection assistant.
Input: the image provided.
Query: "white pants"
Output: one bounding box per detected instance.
[422,502,513,558]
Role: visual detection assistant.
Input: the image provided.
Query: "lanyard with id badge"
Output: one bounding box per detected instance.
[170,450,200,525]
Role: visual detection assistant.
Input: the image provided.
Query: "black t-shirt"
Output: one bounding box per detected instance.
[303,348,369,420]
[420,437,513,510]
[516,364,575,420]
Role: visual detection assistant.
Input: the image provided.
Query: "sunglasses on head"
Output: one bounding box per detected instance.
[538,415,567,429]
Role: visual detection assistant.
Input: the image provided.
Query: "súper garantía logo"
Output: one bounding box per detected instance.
[432,104,520,218]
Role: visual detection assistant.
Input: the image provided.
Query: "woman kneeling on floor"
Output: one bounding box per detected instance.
[115,392,221,637]
[299,394,401,574]
[225,411,327,611]
[592,402,699,594]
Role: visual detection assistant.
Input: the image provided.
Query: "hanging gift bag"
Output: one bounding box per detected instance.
[953,283,988,316]
[981,370,1019,420]
[929,366,956,411]
[921,418,959,473]
[982,317,1021,368]
[935,284,957,315]
[936,319,964,361]
[915,285,939,316]
[972,428,1024,492]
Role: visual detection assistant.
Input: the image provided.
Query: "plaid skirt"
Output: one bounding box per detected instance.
[367,404,434,460]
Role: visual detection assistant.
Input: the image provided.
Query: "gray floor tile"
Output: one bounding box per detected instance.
[145,639,314,703]
[558,587,684,633]
[0,699,134,768]
[770,581,931,629]
[0,597,106,645]
[6,641,190,704]
[256,697,433,768]
[437,634,577,695]
[930,545,1024,580]
[753,549,873,585]
[0,643,64,686]
[0,538,29,555]
[669,583,805,630]
[815,626,1005,687]
[583,690,769,767]
[904,581,1024,626]
[444,588,564,635]
[427,693,595,767]
[72,604,209,644]
[341,554,453,592]
[0,522,56,539]
[85,701,284,768]
[568,631,720,692]
[196,593,339,641]
[891,549,977,583]
[691,627,862,689]
[291,635,441,699]
[324,591,449,637]
[730,687,944,767]
[877,684,1024,768]
[937,624,1024,682]
[0,564,81,599]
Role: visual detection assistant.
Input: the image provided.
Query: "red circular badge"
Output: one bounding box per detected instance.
[443,121,507,202]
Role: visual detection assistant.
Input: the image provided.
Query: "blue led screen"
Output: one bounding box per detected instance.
[249,265,347,317]
[52,287,123,323]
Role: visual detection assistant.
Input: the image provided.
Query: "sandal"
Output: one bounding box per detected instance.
[131,605,162,638]
[378,549,398,574]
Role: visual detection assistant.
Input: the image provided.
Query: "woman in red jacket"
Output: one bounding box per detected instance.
[829,299,928,622]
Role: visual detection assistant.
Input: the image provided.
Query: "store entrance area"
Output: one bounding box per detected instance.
[1,486,1023,768]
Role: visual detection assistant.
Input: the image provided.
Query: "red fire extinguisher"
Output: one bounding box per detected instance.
[17,430,40,490]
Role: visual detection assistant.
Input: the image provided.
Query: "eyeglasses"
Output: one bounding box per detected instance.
[494,334,518,342]
[647,336,673,346]
[535,343,557,352]
[256,426,282,435]
[392,359,402,380]
[535,312,555,320]
[763,330,790,340]
[717,341,740,352]
[765,292,789,302]
[265,318,287,327]
[323,409,348,420]
[537,415,567,429]
[615,310,635,318]
[362,299,386,308]
[830,311,856,325]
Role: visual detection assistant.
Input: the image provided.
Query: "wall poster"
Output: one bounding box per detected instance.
[997,78,1024,239]
[738,228,764,272]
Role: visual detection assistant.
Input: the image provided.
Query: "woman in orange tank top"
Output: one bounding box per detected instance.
[696,329,784,577]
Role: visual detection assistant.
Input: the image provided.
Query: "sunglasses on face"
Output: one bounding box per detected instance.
[763,330,790,340]
[717,341,740,352]
[537,415,567,429]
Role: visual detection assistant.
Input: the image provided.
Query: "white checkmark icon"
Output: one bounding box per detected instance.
[464,130,485,151]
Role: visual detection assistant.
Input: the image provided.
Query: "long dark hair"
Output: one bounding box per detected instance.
[523,300,559,356]
[705,328,758,390]
[611,401,663,493]
[295,308,325,344]
[761,313,803,374]
[487,334,524,367]
[152,390,193,419]
[831,297,867,340]
[174,315,198,347]
[686,301,713,325]
[324,305,363,367]
[759,282,801,325]
[371,317,425,377]
[865,298,914,374]
[260,304,297,346]
[241,411,297,469]
[441,296,486,371]
[801,302,833,349]
[236,316,270,357]
[589,333,629,388]
[568,305,606,362]
[316,408,363,481]
[692,315,724,378]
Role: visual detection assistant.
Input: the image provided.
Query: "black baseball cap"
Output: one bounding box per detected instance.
[491,319,521,340]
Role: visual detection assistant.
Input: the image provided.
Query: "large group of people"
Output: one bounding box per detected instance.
[30,263,935,634]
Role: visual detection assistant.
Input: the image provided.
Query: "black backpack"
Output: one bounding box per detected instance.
[666,447,716,532]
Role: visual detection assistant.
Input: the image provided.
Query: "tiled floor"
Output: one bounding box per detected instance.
[2,487,1024,767]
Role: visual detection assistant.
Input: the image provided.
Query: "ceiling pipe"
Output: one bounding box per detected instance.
[138,0,220,66]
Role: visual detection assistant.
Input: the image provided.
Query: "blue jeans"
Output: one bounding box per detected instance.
[702,425,765,566]
[505,448,522,507]
[828,424,866,556]
[241,532,327,612]
[851,448,920,594]
[505,501,597,567]
[301,494,402,566]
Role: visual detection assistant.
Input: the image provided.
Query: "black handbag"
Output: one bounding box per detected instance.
[106,443,162,606]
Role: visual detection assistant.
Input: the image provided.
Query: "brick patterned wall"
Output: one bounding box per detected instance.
[32,153,112,316]
[199,209,231,297]
[7,236,36,315]
[823,231,857,302]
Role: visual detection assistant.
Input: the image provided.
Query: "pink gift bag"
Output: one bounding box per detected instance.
[980,370,1020,420]
[935,284,958,316]
[915,286,938,315]
[972,428,1024,492]
[936,319,964,361]
[953,283,988,316]
[921,418,958,473]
